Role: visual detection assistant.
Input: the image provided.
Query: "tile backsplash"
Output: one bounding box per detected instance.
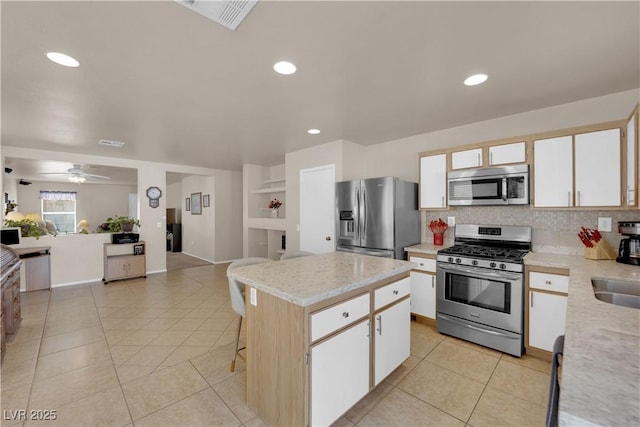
[424,207,639,255]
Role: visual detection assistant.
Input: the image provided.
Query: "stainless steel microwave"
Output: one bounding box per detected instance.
[447,164,529,206]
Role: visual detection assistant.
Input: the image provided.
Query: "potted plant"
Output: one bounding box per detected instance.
[3,218,47,238]
[269,199,282,218]
[104,215,141,232]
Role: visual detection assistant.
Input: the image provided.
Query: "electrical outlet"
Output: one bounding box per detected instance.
[598,217,612,232]
[448,216,456,226]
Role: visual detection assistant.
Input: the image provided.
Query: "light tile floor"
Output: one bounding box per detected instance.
[1,263,551,426]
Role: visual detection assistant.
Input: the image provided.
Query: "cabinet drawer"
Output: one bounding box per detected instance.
[311,293,370,342]
[529,272,569,294]
[409,256,436,273]
[374,277,410,310]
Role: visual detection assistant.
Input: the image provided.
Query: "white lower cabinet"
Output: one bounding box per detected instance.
[311,320,370,427]
[374,298,410,385]
[409,271,436,319]
[528,291,567,352]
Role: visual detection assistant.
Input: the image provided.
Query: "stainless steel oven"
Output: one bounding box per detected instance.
[437,263,523,356]
[436,224,531,357]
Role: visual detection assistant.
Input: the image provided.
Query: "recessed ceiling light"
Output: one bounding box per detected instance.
[464,73,488,86]
[273,61,296,75]
[307,129,320,135]
[46,52,80,67]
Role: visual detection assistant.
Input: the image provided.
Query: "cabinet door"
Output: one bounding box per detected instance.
[451,148,483,169]
[106,258,128,280]
[626,112,637,206]
[574,128,621,207]
[528,291,567,352]
[374,298,410,385]
[311,320,370,427]
[489,142,526,165]
[127,256,146,277]
[410,271,436,319]
[533,136,573,207]
[419,154,447,209]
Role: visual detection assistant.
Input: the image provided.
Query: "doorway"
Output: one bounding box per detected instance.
[300,164,335,253]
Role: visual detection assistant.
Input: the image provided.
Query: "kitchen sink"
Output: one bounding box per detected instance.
[591,278,640,309]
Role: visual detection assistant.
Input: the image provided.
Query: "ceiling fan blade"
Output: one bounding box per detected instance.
[83,173,110,180]
[39,172,70,175]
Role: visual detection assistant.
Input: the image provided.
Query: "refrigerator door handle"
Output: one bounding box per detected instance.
[355,186,360,240]
[361,185,366,238]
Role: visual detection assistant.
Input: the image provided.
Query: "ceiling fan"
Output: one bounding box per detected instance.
[40,164,111,183]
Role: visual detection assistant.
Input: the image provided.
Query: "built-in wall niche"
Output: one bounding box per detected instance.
[247,227,286,260]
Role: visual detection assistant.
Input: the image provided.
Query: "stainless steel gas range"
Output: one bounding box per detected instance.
[436,224,531,357]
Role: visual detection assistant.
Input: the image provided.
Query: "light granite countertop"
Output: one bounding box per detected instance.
[525,253,640,426]
[228,252,415,307]
[404,242,453,256]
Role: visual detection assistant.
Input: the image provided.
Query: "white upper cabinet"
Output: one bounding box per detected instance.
[489,141,526,165]
[574,128,621,207]
[419,153,447,209]
[626,110,637,207]
[534,136,573,207]
[451,148,483,170]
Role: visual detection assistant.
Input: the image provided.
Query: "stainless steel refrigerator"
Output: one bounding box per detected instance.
[336,176,421,259]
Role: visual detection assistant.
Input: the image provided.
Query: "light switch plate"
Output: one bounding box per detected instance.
[448,216,456,226]
[598,217,612,232]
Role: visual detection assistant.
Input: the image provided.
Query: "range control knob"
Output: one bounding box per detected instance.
[448,257,454,263]
[455,258,462,264]
[472,260,478,266]
[489,262,497,268]
[499,263,507,270]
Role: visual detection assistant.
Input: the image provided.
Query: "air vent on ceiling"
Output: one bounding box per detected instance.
[98,139,126,148]
[175,0,258,31]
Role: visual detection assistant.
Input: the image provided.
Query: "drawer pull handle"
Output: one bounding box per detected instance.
[419,263,424,266]
[545,280,552,285]
[342,312,349,318]
[393,290,399,295]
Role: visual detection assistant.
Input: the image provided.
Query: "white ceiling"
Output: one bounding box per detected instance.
[2,1,639,181]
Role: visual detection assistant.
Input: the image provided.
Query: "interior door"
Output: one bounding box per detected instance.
[300,164,335,253]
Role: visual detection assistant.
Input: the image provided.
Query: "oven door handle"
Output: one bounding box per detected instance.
[437,263,522,282]
[438,314,520,339]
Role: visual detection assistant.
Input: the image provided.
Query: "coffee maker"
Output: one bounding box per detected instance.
[616,221,640,266]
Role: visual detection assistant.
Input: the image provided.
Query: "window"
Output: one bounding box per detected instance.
[40,191,77,233]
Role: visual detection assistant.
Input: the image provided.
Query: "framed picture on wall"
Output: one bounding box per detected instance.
[185,197,190,211]
[203,194,210,208]
[191,192,202,215]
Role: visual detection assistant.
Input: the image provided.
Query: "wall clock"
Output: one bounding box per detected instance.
[146,186,162,208]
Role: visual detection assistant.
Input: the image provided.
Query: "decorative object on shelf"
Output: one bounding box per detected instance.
[145,186,162,208]
[429,218,448,246]
[102,215,141,233]
[185,197,190,211]
[191,192,202,215]
[203,194,210,208]
[578,226,616,260]
[269,198,282,218]
[77,219,90,234]
[5,200,17,215]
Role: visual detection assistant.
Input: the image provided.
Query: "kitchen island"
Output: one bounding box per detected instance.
[524,253,640,426]
[228,252,415,426]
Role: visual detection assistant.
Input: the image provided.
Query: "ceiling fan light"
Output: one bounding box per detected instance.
[69,175,86,183]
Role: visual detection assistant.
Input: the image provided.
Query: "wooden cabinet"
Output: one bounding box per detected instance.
[245,272,411,427]
[408,254,437,321]
[103,242,146,284]
[451,148,483,169]
[311,319,370,427]
[1,261,21,344]
[16,247,51,292]
[526,267,569,356]
[488,141,526,165]
[534,128,622,208]
[574,128,621,207]
[626,105,638,207]
[419,153,447,209]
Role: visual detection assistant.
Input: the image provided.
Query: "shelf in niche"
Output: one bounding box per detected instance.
[247,217,287,231]
[263,178,285,185]
[252,186,286,194]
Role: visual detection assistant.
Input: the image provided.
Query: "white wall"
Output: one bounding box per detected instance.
[181,175,215,262]
[214,169,242,262]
